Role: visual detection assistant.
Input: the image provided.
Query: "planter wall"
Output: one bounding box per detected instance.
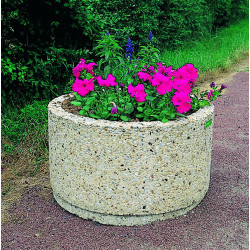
[48,94,214,226]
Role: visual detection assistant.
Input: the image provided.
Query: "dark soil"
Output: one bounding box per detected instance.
[62,95,82,116]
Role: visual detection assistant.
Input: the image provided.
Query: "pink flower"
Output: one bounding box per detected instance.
[173,78,192,94]
[141,64,155,74]
[176,102,192,114]
[128,83,147,102]
[84,62,97,76]
[96,74,118,88]
[148,66,156,73]
[72,59,97,78]
[137,71,153,82]
[173,64,198,87]
[72,78,95,97]
[171,92,191,114]
[152,72,173,95]
[156,63,173,76]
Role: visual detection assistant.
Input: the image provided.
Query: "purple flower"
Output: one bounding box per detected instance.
[149,31,153,43]
[208,90,214,100]
[125,38,134,61]
[111,105,118,114]
[120,83,125,87]
[106,31,109,36]
[1,167,4,174]
[210,81,215,88]
[219,84,227,92]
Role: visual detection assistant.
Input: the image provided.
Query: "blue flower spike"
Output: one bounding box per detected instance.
[125,38,134,62]
[149,31,153,43]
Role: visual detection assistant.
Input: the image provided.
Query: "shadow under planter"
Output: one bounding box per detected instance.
[48,94,214,226]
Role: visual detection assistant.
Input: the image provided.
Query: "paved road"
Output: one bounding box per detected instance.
[2,72,249,249]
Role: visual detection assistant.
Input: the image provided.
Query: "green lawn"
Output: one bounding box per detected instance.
[161,19,249,77]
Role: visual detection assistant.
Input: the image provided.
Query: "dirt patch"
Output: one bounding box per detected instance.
[1,137,50,224]
[196,56,249,93]
[62,95,83,115]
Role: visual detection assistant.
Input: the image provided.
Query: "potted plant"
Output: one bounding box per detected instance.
[48,31,226,226]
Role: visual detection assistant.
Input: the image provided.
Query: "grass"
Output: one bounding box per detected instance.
[1,100,49,177]
[2,100,49,146]
[161,19,249,82]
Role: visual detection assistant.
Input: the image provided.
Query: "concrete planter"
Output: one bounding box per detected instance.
[48,94,214,226]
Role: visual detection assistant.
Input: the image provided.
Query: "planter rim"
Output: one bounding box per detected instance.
[48,94,214,128]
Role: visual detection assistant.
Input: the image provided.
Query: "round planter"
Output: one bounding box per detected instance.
[48,94,214,226]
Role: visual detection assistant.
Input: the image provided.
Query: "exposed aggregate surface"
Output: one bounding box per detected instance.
[1,72,248,249]
[48,94,213,225]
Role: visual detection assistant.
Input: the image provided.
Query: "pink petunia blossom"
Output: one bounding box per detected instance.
[96,74,118,88]
[152,72,173,95]
[173,78,192,94]
[173,64,198,87]
[137,71,153,82]
[72,78,95,97]
[84,62,97,76]
[156,62,173,76]
[72,59,97,78]
[171,91,191,114]
[128,83,147,102]
[148,66,156,73]
[176,102,192,114]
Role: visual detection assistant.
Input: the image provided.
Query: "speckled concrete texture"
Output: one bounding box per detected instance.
[48,95,214,225]
[1,71,248,249]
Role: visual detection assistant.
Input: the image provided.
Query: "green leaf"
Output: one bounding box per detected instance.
[79,110,86,115]
[205,119,212,128]
[175,113,185,117]
[120,115,129,121]
[86,73,93,80]
[127,77,133,84]
[160,109,170,116]
[146,95,155,102]
[170,113,175,119]
[136,114,144,118]
[89,114,101,119]
[200,100,210,108]
[137,107,143,112]
[71,101,82,106]
[161,118,169,123]
[74,92,83,101]
[125,103,134,114]
[101,111,109,119]
[104,65,111,77]
[83,105,90,111]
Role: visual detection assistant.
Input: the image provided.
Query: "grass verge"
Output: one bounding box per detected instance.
[161,18,249,82]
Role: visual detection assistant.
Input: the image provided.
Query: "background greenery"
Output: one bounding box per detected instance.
[1,0,249,148]
[2,0,249,106]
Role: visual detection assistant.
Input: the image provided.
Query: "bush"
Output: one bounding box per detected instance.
[205,0,249,30]
[1,44,90,106]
